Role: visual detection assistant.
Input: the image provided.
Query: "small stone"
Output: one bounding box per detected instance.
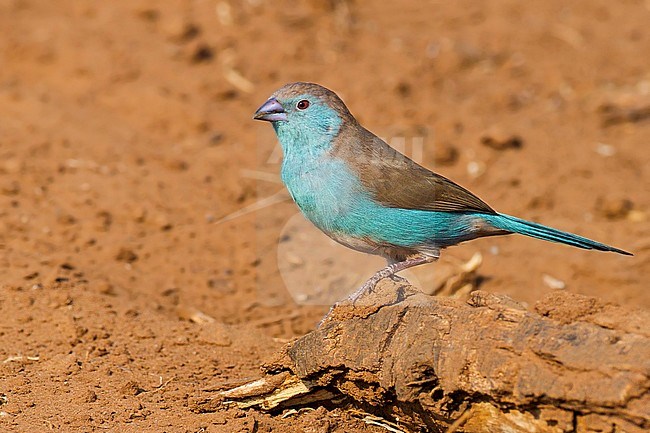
[97,281,116,296]
[166,159,189,171]
[161,16,200,42]
[96,211,113,231]
[120,381,145,396]
[56,213,77,225]
[395,81,411,97]
[207,278,236,294]
[1,180,20,195]
[136,8,159,23]
[132,207,147,223]
[188,41,214,63]
[433,142,459,166]
[24,271,39,280]
[116,248,138,263]
[82,390,98,403]
[467,161,486,178]
[543,274,566,290]
[480,127,523,150]
[595,142,616,157]
[208,132,224,146]
[216,2,233,26]
[598,94,650,127]
[596,197,633,220]
[627,209,647,222]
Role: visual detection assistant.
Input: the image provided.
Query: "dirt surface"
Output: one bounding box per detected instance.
[0,0,648,431]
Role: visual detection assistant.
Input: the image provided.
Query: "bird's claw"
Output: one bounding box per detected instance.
[318,276,381,328]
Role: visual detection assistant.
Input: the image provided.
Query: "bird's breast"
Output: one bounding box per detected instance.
[281,155,362,232]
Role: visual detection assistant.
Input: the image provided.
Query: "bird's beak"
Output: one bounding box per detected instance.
[253,98,287,122]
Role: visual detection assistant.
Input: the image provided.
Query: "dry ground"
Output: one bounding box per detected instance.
[0,0,648,431]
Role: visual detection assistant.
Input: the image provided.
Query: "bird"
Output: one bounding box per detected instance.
[253,82,631,301]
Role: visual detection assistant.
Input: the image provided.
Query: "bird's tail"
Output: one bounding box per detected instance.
[483,213,632,255]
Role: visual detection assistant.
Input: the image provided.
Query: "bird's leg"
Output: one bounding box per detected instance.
[347,255,438,303]
[318,254,438,327]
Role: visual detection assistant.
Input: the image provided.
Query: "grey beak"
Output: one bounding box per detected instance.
[253,98,287,122]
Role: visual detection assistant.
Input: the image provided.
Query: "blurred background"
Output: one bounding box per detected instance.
[0,1,648,430]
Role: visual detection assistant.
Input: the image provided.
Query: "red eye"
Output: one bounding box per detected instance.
[296,100,310,110]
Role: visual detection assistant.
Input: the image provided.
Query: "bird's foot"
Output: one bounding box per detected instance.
[319,255,439,327]
[347,267,396,303]
[345,254,439,305]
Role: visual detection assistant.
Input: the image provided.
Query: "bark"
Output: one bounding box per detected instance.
[222,277,650,433]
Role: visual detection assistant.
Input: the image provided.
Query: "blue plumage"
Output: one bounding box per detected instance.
[253,82,631,297]
[482,214,629,254]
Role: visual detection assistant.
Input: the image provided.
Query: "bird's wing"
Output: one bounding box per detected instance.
[332,126,496,214]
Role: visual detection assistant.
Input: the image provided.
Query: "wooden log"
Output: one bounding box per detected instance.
[223,277,650,433]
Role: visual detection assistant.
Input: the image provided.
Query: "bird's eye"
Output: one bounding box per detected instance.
[296,100,310,110]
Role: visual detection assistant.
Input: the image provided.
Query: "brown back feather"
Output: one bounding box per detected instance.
[331,124,496,214]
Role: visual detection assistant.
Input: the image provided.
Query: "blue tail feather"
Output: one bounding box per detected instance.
[483,213,632,255]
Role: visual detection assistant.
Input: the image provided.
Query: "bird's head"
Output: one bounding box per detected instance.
[253,82,354,151]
